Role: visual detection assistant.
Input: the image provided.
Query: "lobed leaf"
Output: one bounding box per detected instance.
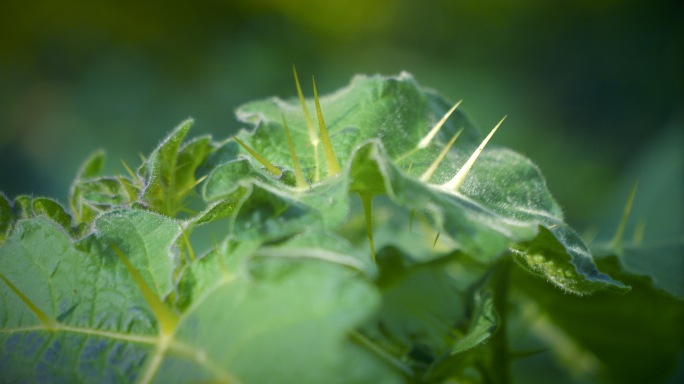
[140,119,210,217]
[0,217,158,382]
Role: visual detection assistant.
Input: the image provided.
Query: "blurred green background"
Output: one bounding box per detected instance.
[1,0,682,239]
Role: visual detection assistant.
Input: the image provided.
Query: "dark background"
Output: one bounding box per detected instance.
[1,0,682,241]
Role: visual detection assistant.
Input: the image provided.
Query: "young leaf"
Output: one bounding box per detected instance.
[140,119,204,217]
[31,197,72,231]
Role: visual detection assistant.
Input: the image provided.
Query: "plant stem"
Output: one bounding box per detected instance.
[490,256,512,384]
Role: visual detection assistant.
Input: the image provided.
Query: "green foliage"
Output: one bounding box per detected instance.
[1,73,682,383]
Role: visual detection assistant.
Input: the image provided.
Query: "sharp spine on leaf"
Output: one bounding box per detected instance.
[121,159,138,182]
[180,225,196,262]
[293,65,321,182]
[611,181,638,249]
[313,76,341,177]
[360,195,376,265]
[232,136,282,177]
[395,100,463,163]
[442,116,506,191]
[282,114,308,188]
[418,100,463,149]
[420,127,464,182]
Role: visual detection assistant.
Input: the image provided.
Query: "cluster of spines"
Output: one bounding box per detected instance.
[234,69,507,263]
[233,66,341,190]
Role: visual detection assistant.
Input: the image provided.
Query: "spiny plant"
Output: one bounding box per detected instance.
[1,69,682,383]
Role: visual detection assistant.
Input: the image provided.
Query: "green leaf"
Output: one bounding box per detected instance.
[513,255,684,383]
[235,73,480,178]
[75,149,107,180]
[592,237,684,299]
[31,197,72,231]
[11,195,32,220]
[0,217,157,382]
[0,195,74,237]
[363,247,467,361]
[616,242,684,299]
[257,228,372,273]
[93,209,182,301]
[233,73,622,292]
[202,158,266,201]
[5,71,663,382]
[348,141,539,263]
[425,284,499,382]
[513,226,629,295]
[155,258,394,383]
[176,136,213,185]
[1,215,396,383]
[140,119,207,216]
[71,177,139,222]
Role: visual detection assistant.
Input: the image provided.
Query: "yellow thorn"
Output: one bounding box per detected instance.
[232,136,282,177]
[293,65,319,146]
[360,194,376,265]
[293,65,321,182]
[418,100,463,149]
[394,147,419,164]
[0,272,59,330]
[120,159,138,181]
[68,196,81,223]
[112,246,179,336]
[180,225,196,262]
[282,114,307,188]
[442,116,506,191]
[191,175,208,190]
[420,128,464,182]
[313,76,341,176]
[611,181,638,248]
